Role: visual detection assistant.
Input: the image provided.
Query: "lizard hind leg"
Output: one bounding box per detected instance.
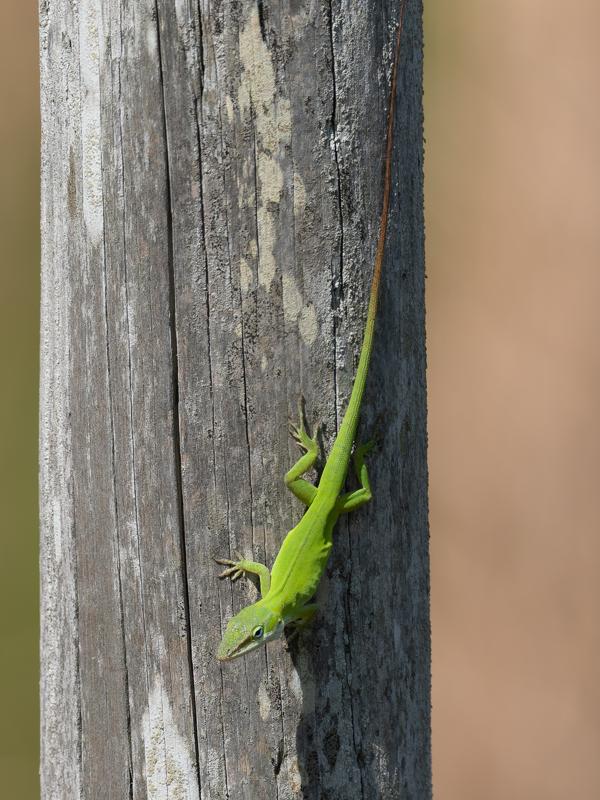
[285,396,320,506]
[336,440,375,514]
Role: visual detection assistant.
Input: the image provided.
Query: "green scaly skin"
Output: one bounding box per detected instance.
[216,5,406,662]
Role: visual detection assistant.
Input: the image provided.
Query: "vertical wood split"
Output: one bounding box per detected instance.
[40,1,430,798]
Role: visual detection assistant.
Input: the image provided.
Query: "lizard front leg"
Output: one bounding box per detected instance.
[214,556,271,596]
[285,396,319,506]
[336,441,374,514]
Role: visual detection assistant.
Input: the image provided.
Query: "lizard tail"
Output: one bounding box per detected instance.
[367,0,406,326]
[320,1,407,487]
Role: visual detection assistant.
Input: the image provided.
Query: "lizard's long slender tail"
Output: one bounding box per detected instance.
[368,1,406,329]
[321,1,407,489]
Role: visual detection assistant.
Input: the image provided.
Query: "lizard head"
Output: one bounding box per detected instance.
[217,601,284,661]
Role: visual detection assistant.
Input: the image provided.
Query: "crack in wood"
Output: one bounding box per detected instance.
[154,2,203,794]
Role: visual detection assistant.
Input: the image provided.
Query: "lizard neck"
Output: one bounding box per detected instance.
[319,5,405,493]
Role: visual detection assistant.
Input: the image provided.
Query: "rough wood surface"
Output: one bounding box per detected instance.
[40,1,429,798]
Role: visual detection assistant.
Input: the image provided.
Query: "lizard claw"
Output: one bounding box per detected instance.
[214,557,235,567]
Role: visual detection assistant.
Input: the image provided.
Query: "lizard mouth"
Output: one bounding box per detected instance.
[217,636,258,662]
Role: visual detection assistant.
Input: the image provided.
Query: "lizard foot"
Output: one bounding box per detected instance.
[354,439,376,459]
[214,555,245,582]
[214,555,271,596]
[289,395,319,453]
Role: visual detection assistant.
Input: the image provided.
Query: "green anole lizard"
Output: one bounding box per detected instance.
[216,4,406,661]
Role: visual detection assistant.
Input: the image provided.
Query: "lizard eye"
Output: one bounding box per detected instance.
[252,626,264,640]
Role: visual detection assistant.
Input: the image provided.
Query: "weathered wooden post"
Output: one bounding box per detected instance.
[40,1,429,797]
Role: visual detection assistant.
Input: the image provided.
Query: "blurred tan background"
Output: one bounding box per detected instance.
[425,1,600,797]
[1,1,598,797]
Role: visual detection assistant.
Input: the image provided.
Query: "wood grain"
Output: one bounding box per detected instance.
[40,1,429,797]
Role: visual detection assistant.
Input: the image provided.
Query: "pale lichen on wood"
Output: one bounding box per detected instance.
[143,675,200,800]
